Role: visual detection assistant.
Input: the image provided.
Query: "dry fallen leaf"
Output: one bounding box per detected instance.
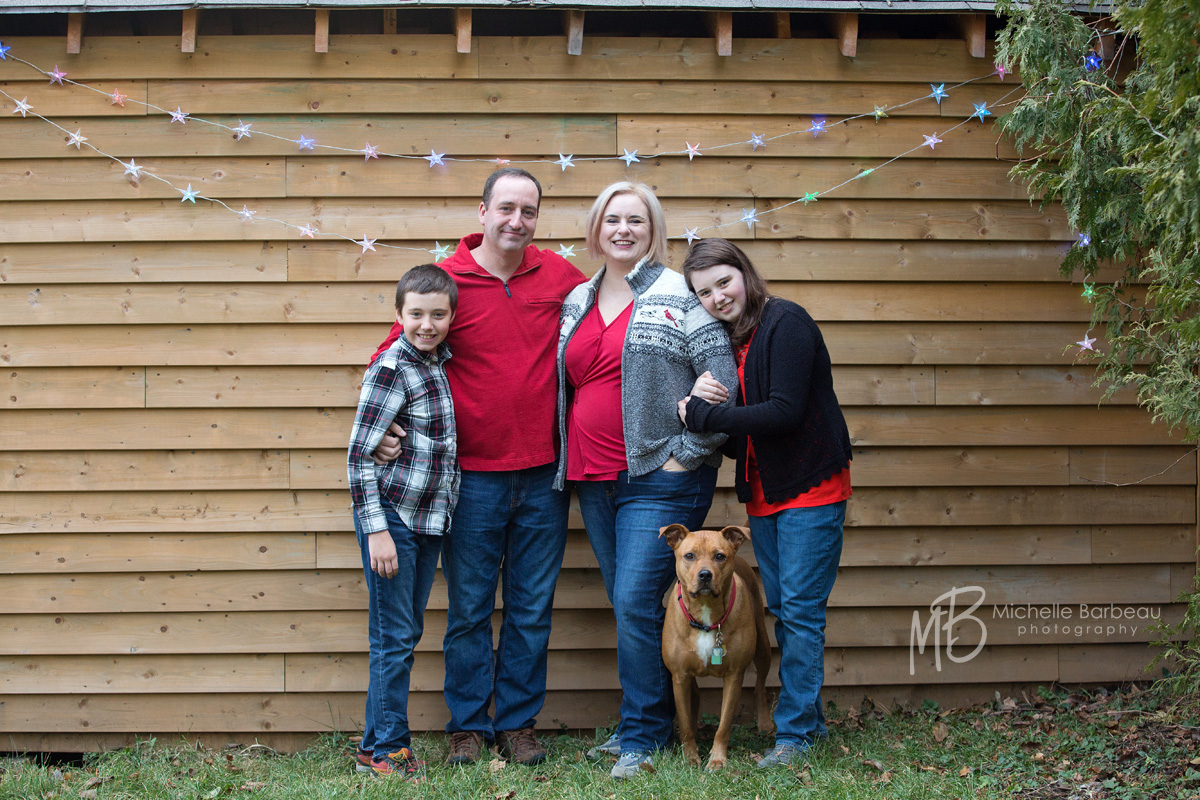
[877,771,893,783]
[1033,752,1045,762]
[78,791,98,800]
[494,792,516,800]
[862,759,888,772]
[639,761,657,774]
[933,721,950,743]
[239,783,266,792]
[488,758,507,773]
[959,765,973,777]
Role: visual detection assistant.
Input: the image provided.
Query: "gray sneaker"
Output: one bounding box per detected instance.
[757,742,804,768]
[586,731,620,760]
[610,751,652,779]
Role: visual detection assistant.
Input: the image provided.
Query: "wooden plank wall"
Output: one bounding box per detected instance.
[1,27,1196,750]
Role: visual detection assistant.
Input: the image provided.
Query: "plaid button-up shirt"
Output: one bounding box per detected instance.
[347,334,458,538]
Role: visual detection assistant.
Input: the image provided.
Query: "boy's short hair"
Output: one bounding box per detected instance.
[395,264,458,313]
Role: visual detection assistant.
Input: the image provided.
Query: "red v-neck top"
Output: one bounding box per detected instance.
[736,336,852,516]
[564,302,632,481]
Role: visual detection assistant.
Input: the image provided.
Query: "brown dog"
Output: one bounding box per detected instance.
[660,523,773,771]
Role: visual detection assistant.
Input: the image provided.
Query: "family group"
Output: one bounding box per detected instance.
[344,168,853,779]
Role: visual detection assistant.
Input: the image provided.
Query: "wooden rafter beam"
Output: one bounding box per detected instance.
[827,13,858,58]
[181,9,198,54]
[455,8,472,54]
[315,9,329,54]
[773,13,791,40]
[955,13,987,58]
[706,11,732,57]
[383,9,397,35]
[565,10,585,56]
[66,12,84,54]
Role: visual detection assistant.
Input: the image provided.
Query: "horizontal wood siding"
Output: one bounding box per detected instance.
[0,31,1194,748]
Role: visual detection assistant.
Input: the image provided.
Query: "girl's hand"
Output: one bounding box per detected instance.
[690,371,729,405]
[678,397,690,424]
[368,531,399,578]
[371,422,407,465]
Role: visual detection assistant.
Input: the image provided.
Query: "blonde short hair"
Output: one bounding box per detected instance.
[584,181,669,265]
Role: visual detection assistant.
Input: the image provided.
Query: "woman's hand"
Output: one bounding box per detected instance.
[677,397,690,424]
[371,422,406,465]
[690,371,729,405]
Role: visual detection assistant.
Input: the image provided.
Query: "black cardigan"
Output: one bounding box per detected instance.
[684,298,852,505]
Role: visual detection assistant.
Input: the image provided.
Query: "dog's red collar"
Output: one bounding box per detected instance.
[676,578,737,632]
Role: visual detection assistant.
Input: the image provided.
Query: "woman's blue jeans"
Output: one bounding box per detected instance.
[575,464,718,753]
[749,500,845,750]
[354,504,442,755]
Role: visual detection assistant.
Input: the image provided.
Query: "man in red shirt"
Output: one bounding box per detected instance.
[371,169,586,766]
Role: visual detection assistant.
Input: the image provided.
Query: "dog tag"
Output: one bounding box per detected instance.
[711,647,724,665]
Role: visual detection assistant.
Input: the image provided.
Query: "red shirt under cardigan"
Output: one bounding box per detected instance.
[371,234,586,471]
[564,302,632,481]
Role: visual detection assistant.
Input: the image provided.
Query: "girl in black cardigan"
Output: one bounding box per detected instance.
[679,238,852,768]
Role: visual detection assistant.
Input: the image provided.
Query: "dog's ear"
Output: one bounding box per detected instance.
[720,525,749,550]
[659,523,690,550]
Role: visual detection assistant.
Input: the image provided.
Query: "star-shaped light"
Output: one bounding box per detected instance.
[1077,233,1091,247]
[121,159,143,180]
[1085,51,1103,71]
[683,227,701,244]
[922,132,943,149]
[873,105,888,122]
[1081,282,1097,300]
[492,158,510,165]
[358,236,377,254]
[740,208,759,230]
[972,102,991,122]
[1077,334,1096,351]
[0,41,10,60]
[12,97,31,117]
[299,224,317,239]
[556,244,577,259]
[109,88,127,107]
[232,120,252,140]
[620,149,641,166]
[66,129,87,149]
[750,132,766,151]
[296,135,315,151]
[857,168,875,179]
[363,143,379,161]
[802,191,819,205]
[685,142,701,161]
[431,242,452,260]
[238,205,256,221]
[48,66,67,85]
[929,83,949,104]
[554,153,576,171]
[169,107,189,124]
[425,150,446,167]
[807,117,827,138]
[180,184,198,203]
[994,62,1008,81]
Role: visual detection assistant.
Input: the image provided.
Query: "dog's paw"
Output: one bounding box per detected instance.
[704,756,727,772]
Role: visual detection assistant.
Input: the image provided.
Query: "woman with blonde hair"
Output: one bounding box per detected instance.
[554,182,737,778]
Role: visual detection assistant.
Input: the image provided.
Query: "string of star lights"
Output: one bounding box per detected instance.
[1,41,1027,259]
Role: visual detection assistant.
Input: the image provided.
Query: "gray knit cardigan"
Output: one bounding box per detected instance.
[553,257,738,490]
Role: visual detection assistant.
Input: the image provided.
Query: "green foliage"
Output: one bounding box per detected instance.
[1147,573,1200,709]
[995,0,1200,441]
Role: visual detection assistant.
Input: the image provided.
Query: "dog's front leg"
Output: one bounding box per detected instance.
[672,674,702,765]
[706,669,745,771]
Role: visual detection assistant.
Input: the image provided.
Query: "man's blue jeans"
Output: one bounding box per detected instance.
[355,504,442,755]
[575,464,718,754]
[749,500,845,749]
[440,463,570,737]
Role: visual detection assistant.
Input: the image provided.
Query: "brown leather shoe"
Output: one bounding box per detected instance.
[446,731,484,765]
[495,727,547,765]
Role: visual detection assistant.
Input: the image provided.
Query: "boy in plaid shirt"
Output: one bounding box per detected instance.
[347,264,460,778]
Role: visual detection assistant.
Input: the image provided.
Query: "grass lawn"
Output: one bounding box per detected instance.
[3,685,1197,800]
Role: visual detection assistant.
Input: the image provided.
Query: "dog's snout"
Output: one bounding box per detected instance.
[698,569,713,582]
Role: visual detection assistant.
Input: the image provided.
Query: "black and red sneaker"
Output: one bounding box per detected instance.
[370,747,424,779]
[354,745,373,773]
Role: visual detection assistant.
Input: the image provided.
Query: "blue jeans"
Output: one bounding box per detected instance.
[575,464,718,753]
[440,463,570,737]
[749,500,845,749]
[355,504,442,755]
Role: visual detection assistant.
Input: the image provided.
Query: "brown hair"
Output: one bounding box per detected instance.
[681,238,771,349]
[395,264,458,313]
[481,167,542,210]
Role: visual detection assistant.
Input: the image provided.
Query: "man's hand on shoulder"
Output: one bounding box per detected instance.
[371,422,406,465]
